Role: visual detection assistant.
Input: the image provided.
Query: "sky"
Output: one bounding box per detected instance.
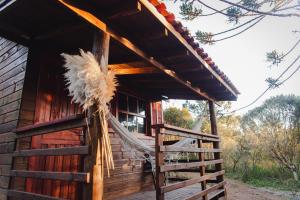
[163,1,300,115]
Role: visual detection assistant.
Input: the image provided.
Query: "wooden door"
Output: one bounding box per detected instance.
[26,58,83,199]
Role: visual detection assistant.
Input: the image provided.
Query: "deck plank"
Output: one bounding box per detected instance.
[117,183,204,200]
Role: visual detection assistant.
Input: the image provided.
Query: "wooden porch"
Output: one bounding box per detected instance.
[118,183,225,200]
[7,102,226,200]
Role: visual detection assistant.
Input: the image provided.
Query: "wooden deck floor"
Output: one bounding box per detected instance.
[117,183,225,200]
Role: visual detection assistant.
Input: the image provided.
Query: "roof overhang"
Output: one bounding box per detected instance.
[0,0,239,101]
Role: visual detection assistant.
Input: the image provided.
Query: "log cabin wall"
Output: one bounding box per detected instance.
[0,37,28,200]
[0,35,160,199]
[104,128,154,199]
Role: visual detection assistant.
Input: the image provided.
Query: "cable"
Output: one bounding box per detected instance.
[278,64,300,85]
[218,0,300,17]
[223,55,300,114]
[281,38,300,60]
[197,0,243,17]
[213,15,263,36]
[212,16,265,42]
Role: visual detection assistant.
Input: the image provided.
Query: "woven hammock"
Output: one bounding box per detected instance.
[107,113,201,156]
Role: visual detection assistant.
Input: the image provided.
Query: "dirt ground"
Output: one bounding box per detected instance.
[226,179,293,200]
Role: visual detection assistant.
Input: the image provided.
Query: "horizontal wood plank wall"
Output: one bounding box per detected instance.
[0,37,28,200]
[104,128,154,200]
[10,44,41,193]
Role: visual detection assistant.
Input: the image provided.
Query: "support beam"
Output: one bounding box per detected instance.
[83,31,110,200]
[208,101,227,199]
[109,64,160,75]
[155,127,165,200]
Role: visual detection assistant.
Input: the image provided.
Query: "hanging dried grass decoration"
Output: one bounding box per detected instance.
[61,49,118,176]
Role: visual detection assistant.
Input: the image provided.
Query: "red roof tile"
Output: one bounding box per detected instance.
[148,0,239,95]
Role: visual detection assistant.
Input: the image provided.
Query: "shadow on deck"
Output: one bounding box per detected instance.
[118,183,225,200]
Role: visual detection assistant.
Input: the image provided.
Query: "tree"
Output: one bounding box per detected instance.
[242,95,300,181]
[173,0,299,44]
[167,0,300,113]
[164,107,194,129]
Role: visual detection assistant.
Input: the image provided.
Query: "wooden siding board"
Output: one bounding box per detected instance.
[0,61,26,84]
[0,132,16,143]
[0,90,22,107]
[0,142,15,154]
[0,37,28,198]
[0,47,27,71]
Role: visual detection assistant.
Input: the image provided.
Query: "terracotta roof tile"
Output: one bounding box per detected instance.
[148,0,239,95]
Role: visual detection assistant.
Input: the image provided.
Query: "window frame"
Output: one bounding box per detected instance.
[116,92,147,134]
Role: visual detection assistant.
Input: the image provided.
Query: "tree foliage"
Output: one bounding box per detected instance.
[242,95,300,181]
[164,107,194,129]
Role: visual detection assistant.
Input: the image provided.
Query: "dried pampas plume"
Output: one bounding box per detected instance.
[61,49,118,177]
[61,49,118,113]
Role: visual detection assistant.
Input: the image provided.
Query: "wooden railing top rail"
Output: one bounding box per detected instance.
[14,114,89,138]
[152,123,219,139]
[10,170,90,183]
[13,146,90,157]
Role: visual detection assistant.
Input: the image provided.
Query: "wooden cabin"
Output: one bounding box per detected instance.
[0,0,239,199]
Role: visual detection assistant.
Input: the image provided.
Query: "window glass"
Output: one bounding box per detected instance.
[127,115,137,132]
[118,112,127,128]
[128,96,138,113]
[117,93,147,134]
[137,117,145,133]
[118,93,127,111]
[138,100,146,116]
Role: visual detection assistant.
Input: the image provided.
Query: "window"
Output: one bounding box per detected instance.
[117,93,146,134]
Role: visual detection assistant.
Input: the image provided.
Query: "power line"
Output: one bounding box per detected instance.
[224,55,300,114]
[279,64,300,85]
[213,16,264,42]
[218,0,300,17]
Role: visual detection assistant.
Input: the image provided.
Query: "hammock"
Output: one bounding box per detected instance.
[107,113,201,156]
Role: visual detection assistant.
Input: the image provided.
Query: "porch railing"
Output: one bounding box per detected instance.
[153,124,226,200]
[8,114,90,200]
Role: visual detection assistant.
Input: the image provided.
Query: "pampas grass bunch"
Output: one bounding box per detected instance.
[61,49,117,113]
[61,49,117,176]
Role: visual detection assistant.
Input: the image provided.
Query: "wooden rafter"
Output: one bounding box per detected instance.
[108,1,142,19]
[139,0,238,98]
[57,0,216,102]
[110,66,161,75]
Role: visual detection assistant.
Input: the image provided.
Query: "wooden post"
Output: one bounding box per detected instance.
[198,139,208,200]
[208,101,226,199]
[155,127,165,200]
[83,30,110,200]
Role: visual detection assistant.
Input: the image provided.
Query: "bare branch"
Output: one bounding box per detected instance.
[218,0,300,17]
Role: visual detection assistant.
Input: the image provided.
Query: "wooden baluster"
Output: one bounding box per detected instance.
[155,127,165,200]
[198,138,208,200]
